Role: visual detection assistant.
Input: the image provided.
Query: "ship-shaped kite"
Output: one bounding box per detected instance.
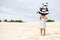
[37,2,49,15]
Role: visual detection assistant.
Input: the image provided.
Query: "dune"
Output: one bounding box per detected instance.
[0,22,60,40]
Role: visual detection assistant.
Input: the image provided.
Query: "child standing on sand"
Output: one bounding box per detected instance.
[37,2,49,36]
[39,14,48,36]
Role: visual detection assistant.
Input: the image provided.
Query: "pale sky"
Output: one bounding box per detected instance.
[0,0,60,22]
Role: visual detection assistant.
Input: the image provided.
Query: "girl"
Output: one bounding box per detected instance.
[39,14,48,36]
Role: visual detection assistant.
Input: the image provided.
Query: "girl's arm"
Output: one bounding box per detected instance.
[39,14,41,20]
[45,15,48,21]
[46,17,48,20]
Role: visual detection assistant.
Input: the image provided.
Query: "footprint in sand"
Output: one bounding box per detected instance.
[18,35,21,37]
[45,34,51,36]
[54,33,60,35]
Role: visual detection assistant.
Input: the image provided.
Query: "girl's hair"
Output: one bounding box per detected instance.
[41,14,46,16]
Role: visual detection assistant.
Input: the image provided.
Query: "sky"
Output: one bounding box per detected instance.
[0,0,60,22]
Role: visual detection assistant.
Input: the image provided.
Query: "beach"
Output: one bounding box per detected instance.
[0,22,60,40]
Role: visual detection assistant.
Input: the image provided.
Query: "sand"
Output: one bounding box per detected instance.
[0,22,60,40]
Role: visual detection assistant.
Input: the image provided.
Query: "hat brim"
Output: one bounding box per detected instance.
[40,13,49,15]
[37,11,49,15]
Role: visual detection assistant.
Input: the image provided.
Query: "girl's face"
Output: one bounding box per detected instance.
[41,15,45,18]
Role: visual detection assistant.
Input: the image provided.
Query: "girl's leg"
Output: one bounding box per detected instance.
[44,28,46,35]
[40,29,43,35]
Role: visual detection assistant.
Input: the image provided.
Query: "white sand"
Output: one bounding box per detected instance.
[0,22,60,40]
